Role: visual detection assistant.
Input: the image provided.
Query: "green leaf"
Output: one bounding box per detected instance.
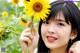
[3,3,9,7]
[12,49,20,53]
[77,2,80,7]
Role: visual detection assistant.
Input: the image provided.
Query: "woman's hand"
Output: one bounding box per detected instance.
[69,41,80,53]
[19,22,39,53]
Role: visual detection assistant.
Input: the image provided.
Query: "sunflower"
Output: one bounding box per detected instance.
[23,0,29,6]
[2,11,8,18]
[25,0,51,21]
[0,28,5,38]
[12,0,20,5]
[19,18,27,26]
[0,22,3,27]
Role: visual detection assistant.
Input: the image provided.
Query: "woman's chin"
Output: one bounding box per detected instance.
[45,43,58,49]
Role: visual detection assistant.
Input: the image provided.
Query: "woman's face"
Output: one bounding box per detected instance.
[41,12,75,50]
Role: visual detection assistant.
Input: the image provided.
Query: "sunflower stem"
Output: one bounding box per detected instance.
[26,46,29,53]
[30,16,34,33]
[15,5,18,17]
[26,16,34,53]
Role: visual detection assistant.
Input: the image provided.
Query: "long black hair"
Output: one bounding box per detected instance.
[38,1,80,53]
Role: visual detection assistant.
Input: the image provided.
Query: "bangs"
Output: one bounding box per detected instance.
[46,2,69,24]
[45,1,79,29]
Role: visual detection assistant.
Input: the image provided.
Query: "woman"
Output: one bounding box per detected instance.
[20,1,80,53]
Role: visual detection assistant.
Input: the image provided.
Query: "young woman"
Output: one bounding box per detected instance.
[20,1,80,53]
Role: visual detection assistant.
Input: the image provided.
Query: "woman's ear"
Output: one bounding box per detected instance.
[70,29,77,40]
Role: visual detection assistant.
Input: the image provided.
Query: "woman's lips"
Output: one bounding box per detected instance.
[47,36,57,42]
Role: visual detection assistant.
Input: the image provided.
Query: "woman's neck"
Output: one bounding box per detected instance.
[50,45,68,53]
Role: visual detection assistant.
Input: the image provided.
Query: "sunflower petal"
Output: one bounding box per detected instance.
[25,0,51,21]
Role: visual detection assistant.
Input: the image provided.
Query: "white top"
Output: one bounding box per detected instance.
[34,48,37,53]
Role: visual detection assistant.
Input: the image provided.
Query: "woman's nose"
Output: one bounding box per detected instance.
[47,25,55,34]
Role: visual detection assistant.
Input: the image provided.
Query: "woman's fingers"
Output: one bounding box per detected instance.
[20,22,39,53]
[20,36,32,45]
[32,25,37,33]
[23,28,30,33]
[26,22,38,33]
[69,41,80,53]
[26,22,32,28]
[32,24,39,38]
[24,33,33,40]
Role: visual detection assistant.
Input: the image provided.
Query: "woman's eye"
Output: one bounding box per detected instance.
[57,23,65,26]
[43,21,49,24]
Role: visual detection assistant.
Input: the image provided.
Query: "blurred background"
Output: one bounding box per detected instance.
[0,0,80,53]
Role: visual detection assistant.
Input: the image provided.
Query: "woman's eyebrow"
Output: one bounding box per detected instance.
[56,19,66,22]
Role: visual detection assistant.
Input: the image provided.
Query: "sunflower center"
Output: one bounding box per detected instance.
[14,0,19,4]
[33,2,43,12]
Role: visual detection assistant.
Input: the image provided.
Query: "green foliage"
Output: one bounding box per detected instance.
[0,0,39,53]
[0,15,24,52]
[77,2,80,8]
